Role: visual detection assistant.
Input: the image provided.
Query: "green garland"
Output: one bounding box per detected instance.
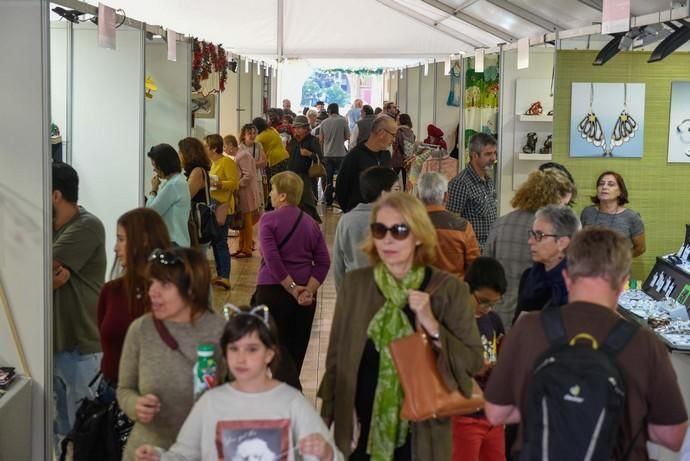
[322,68,384,75]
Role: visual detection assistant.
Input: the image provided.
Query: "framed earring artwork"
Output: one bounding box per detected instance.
[667,81,690,163]
[569,82,646,158]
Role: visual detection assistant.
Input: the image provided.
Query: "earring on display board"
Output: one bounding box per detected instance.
[611,83,638,148]
[577,83,605,152]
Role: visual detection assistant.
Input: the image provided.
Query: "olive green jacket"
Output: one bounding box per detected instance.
[318,266,484,459]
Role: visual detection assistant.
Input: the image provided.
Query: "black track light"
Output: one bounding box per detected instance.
[648,20,690,63]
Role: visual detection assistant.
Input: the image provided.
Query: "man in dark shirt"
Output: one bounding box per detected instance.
[335,115,394,212]
[286,115,322,223]
[485,227,688,458]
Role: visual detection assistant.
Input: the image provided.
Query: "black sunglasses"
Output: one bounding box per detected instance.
[148,248,184,265]
[371,222,411,240]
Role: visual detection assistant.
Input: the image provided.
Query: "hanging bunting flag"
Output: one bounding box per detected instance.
[517,37,529,69]
[167,30,177,62]
[602,0,630,34]
[475,49,485,72]
[97,3,116,50]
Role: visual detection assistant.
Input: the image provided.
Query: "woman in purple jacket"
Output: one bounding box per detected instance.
[255,171,330,383]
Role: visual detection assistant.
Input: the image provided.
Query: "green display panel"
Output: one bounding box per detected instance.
[552,50,690,280]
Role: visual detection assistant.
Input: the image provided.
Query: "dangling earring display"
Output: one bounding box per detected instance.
[611,83,638,151]
[577,83,605,152]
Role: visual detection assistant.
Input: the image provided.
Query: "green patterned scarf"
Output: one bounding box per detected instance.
[366,263,425,461]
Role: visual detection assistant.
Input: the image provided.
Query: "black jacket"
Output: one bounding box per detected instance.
[287,134,322,175]
[335,144,391,212]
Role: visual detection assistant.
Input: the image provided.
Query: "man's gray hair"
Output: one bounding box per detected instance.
[417,172,448,205]
[468,132,497,156]
[371,114,395,134]
[535,204,581,239]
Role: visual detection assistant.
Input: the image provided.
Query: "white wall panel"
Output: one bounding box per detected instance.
[419,63,435,138]
[434,62,461,155]
[50,21,68,154]
[0,1,51,459]
[71,23,144,270]
[144,39,190,192]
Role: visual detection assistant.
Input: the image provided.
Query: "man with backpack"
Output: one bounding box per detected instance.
[484,226,688,459]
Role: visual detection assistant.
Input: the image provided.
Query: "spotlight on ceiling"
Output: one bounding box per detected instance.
[228,59,238,73]
[619,24,671,50]
[648,20,690,63]
[593,33,624,65]
[52,6,83,24]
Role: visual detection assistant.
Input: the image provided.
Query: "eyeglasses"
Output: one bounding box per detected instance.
[473,293,502,310]
[371,222,411,240]
[148,248,183,265]
[527,229,560,242]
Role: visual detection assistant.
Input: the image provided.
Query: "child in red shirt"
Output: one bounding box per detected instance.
[453,257,507,461]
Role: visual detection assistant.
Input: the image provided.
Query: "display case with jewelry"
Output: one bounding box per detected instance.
[618,224,690,350]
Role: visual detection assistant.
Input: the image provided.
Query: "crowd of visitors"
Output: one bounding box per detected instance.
[51,97,686,461]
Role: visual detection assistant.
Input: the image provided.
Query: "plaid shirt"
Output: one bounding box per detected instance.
[447,166,497,251]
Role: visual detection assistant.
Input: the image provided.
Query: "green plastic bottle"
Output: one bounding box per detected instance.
[193,343,216,400]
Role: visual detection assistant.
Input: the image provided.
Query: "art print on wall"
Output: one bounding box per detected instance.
[668,81,690,163]
[216,419,290,460]
[569,82,645,158]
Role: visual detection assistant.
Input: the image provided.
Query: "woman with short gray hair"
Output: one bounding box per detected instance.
[513,205,581,323]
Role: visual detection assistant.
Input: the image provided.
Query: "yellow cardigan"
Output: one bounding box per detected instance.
[210,156,240,214]
[256,127,289,166]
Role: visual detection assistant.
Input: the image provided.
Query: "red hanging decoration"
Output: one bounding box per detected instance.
[191,38,229,93]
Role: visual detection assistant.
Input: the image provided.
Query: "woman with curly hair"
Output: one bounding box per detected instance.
[484,168,576,328]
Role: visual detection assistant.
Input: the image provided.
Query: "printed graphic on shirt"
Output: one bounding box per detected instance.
[481,331,499,365]
[216,419,290,461]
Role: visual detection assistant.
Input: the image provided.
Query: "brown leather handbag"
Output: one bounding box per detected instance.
[389,275,485,421]
[390,328,485,421]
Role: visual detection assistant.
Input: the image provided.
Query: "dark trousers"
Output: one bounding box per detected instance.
[255,284,316,375]
[324,157,343,206]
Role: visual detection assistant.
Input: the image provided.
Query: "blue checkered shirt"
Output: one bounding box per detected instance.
[447,166,497,251]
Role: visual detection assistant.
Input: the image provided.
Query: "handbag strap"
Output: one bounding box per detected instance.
[201,168,212,205]
[153,318,195,366]
[414,272,449,333]
[278,210,304,250]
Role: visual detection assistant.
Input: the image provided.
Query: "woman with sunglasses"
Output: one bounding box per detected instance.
[255,171,330,386]
[512,205,581,324]
[319,192,483,461]
[117,247,226,461]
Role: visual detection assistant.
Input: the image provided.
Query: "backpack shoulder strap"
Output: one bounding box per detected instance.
[541,307,568,347]
[600,318,639,357]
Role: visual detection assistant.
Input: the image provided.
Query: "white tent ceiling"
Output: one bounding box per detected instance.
[77,0,686,67]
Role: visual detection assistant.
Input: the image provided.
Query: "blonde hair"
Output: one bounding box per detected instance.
[270,171,303,205]
[511,169,576,212]
[362,192,437,266]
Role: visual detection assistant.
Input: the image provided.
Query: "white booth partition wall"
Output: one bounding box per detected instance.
[0,1,51,459]
[219,68,239,135]
[498,47,555,213]
[252,63,265,120]
[144,37,191,198]
[434,61,461,158]
[71,22,145,271]
[419,62,436,140]
[237,58,253,126]
[405,67,420,137]
[50,20,69,161]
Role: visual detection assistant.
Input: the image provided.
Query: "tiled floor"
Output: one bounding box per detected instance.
[210,205,341,403]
